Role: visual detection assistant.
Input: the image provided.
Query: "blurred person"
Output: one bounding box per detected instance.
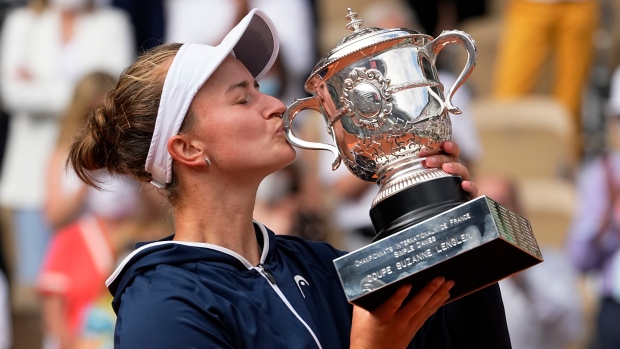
[73,185,171,349]
[36,72,149,349]
[44,71,116,230]
[163,0,316,103]
[39,72,172,349]
[38,175,142,349]
[492,0,599,159]
[319,2,482,251]
[478,175,584,349]
[65,9,512,348]
[566,71,620,349]
[0,0,134,292]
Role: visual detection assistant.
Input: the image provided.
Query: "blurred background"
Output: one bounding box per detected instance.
[0,0,619,348]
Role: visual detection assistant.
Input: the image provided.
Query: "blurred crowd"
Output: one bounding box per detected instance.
[0,0,618,348]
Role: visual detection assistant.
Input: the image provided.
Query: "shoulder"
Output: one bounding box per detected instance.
[115,265,236,348]
[118,264,210,310]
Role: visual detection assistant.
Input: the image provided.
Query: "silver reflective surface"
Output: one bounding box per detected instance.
[282,9,476,206]
[307,45,455,204]
[333,196,544,306]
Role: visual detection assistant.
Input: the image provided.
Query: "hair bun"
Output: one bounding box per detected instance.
[69,92,121,187]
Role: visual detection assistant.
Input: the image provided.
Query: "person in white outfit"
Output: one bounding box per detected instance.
[0,0,134,291]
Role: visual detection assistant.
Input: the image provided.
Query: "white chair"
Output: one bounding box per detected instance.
[517,178,576,248]
[471,96,575,180]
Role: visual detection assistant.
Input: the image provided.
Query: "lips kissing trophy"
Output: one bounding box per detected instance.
[283,9,543,310]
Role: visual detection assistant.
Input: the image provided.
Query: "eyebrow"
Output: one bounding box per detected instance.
[225,80,260,94]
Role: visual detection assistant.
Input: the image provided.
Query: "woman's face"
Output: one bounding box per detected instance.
[186,55,296,179]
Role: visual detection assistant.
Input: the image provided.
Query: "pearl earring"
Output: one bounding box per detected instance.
[205,157,211,166]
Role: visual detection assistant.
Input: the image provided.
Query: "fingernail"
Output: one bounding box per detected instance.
[434,277,445,285]
[446,280,455,289]
[427,157,436,165]
[445,163,454,170]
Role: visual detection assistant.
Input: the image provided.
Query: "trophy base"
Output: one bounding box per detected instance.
[334,196,544,311]
[370,176,471,240]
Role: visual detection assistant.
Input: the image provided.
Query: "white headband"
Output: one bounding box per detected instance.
[144,9,279,188]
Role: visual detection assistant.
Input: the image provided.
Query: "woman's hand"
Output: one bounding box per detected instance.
[350,277,454,349]
[419,141,478,198]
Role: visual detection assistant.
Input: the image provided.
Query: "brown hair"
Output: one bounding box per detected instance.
[58,71,116,149]
[68,43,184,203]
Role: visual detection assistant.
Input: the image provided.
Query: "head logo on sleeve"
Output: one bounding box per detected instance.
[294,275,310,298]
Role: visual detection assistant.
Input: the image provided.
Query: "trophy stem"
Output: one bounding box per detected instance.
[370,176,470,241]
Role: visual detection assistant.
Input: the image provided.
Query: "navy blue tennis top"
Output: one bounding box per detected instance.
[107,222,512,348]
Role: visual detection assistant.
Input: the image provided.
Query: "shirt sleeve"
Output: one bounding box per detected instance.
[114,268,236,349]
[37,228,75,295]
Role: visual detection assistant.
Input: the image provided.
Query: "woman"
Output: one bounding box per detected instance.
[44,71,118,230]
[39,72,162,349]
[68,9,510,349]
[0,0,134,293]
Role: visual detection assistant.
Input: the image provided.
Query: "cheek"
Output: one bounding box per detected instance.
[207,123,265,159]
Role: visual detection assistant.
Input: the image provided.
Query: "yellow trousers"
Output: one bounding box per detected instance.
[493,0,599,124]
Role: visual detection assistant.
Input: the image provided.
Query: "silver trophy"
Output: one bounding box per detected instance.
[283,9,542,310]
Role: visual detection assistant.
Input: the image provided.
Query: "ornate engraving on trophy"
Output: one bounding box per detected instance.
[341,67,392,130]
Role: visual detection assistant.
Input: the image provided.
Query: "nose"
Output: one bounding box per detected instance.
[262,93,286,119]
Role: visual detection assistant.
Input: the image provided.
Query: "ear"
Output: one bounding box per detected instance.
[167,134,208,168]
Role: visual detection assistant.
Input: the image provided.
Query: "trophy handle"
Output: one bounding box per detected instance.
[282,96,342,170]
[428,30,477,115]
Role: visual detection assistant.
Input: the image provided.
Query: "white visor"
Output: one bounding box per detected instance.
[145,9,279,188]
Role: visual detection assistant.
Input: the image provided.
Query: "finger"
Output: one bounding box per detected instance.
[424,280,453,311]
[462,180,479,198]
[441,162,471,181]
[373,284,412,319]
[401,278,453,317]
[442,141,461,159]
[418,146,443,158]
[406,280,453,329]
[409,289,452,330]
[396,277,445,316]
[424,154,458,169]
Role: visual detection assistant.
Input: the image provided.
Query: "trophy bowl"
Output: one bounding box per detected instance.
[283,8,543,310]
